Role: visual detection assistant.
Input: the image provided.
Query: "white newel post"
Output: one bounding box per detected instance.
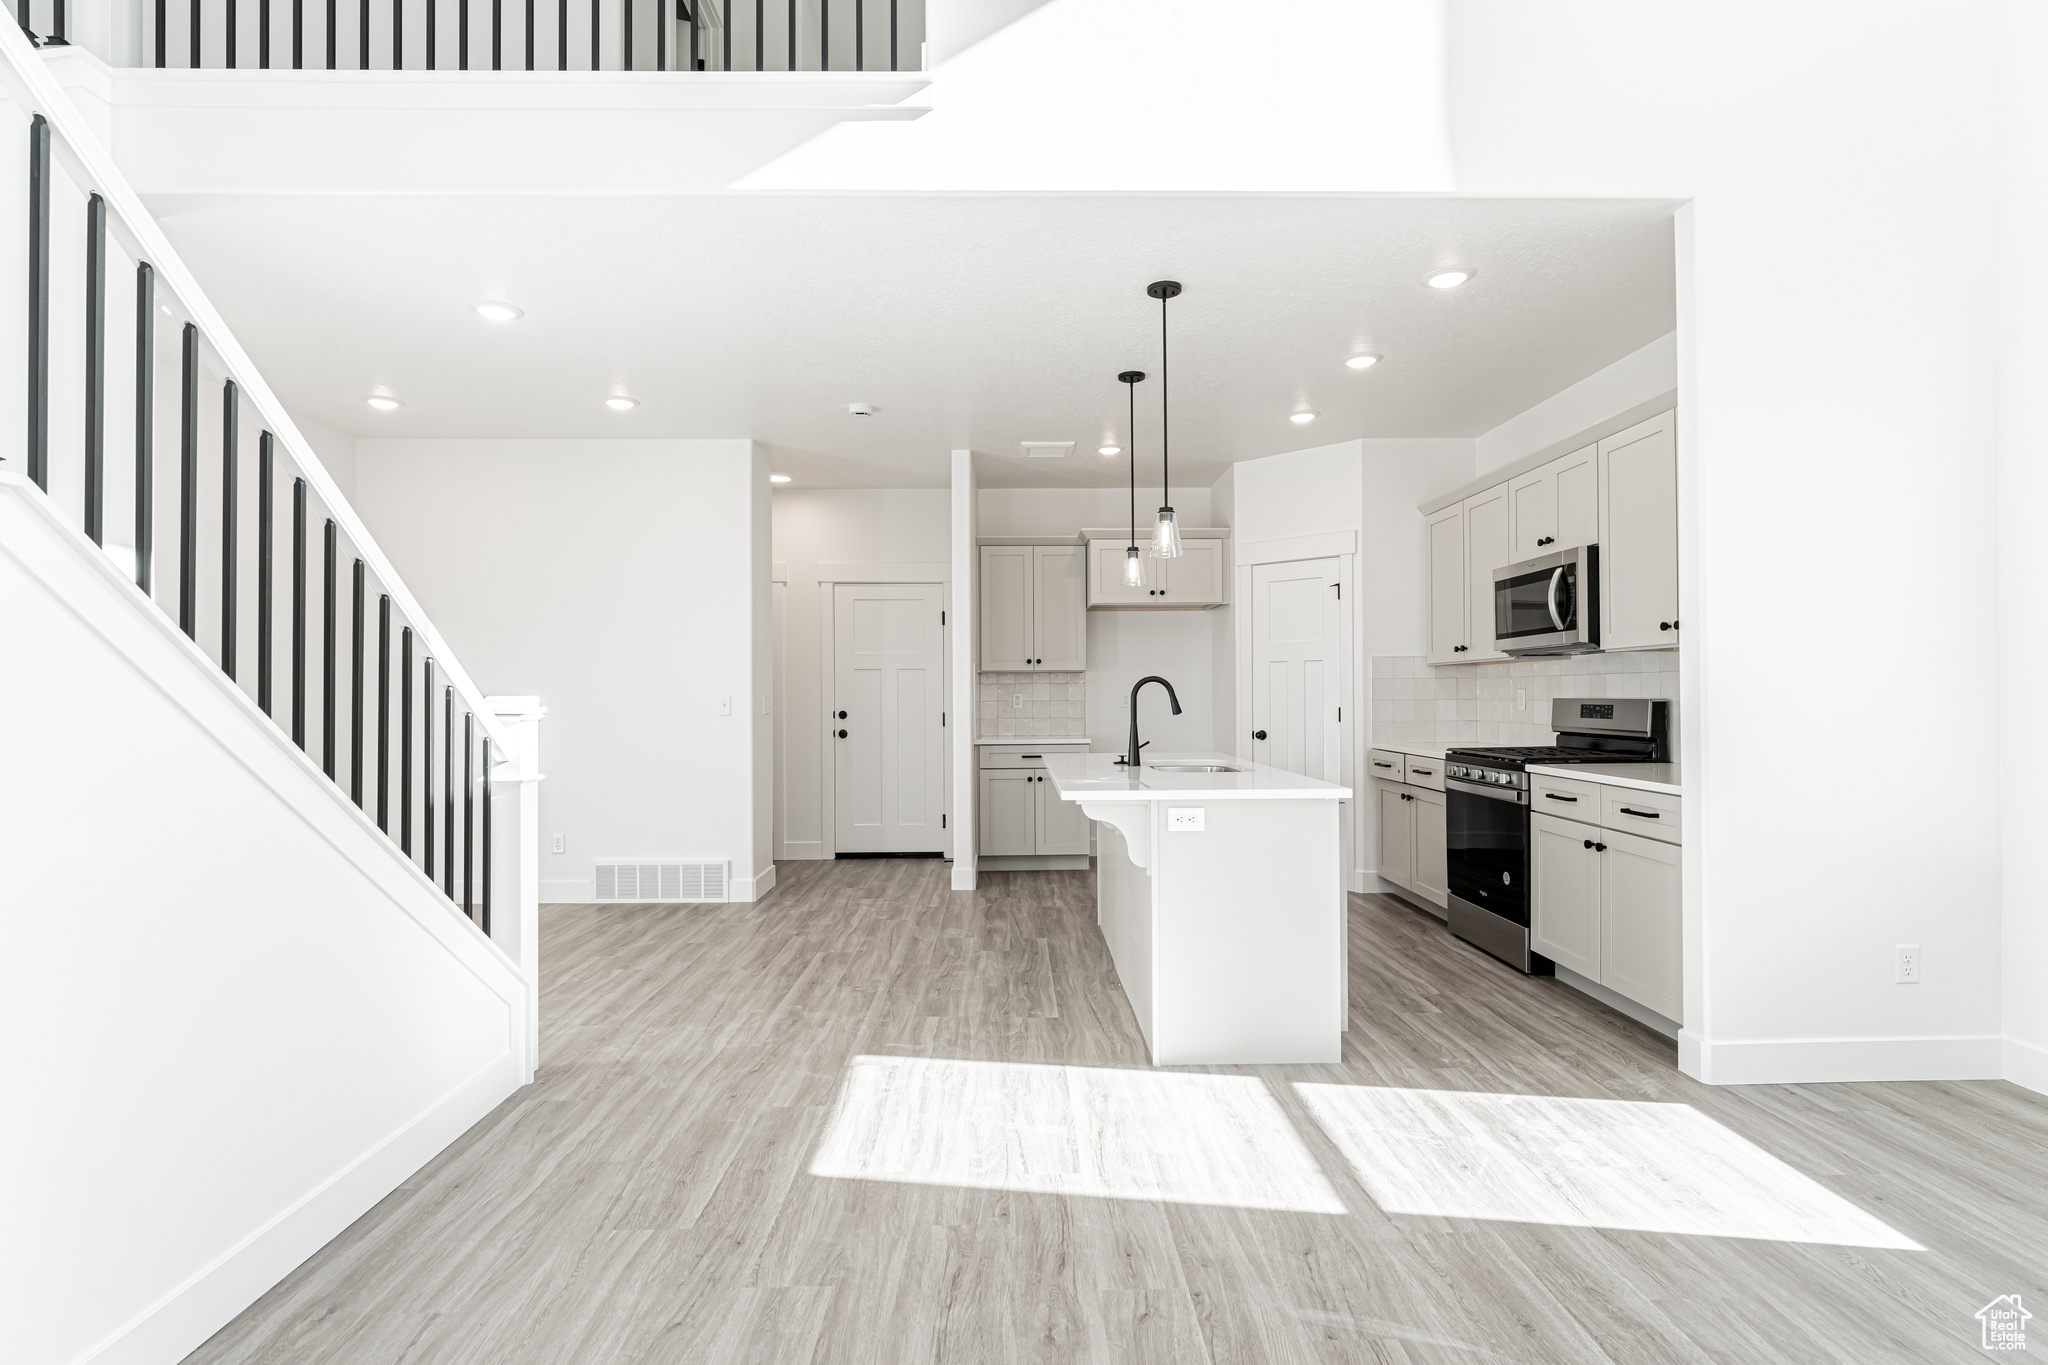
[487,695,546,1082]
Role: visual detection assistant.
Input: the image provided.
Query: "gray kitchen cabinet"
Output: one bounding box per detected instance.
[1599,410,1680,650]
[1373,771,1447,913]
[980,544,1086,671]
[1529,787,1682,1023]
[1086,536,1227,607]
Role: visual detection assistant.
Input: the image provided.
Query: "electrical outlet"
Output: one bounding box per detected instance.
[551,833,565,855]
[1167,807,1205,832]
[1895,944,1921,984]
[719,695,732,716]
[1013,692,1024,709]
[1517,688,1528,711]
[762,693,773,715]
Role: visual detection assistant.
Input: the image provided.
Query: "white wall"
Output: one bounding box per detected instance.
[976,485,1211,536]
[1359,439,1477,659]
[1474,332,1676,474]
[1997,0,2048,1093]
[291,412,360,501]
[353,438,774,901]
[770,488,951,859]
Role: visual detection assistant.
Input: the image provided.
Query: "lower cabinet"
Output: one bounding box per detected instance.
[1036,773,1093,855]
[1530,806,1682,1022]
[1374,779,1447,910]
[978,744,1092,858]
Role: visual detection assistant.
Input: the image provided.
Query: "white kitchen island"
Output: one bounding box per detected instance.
[1043,752,1352,1066]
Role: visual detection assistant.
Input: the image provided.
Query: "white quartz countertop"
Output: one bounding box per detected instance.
[1368,742,1449,759]
[974,737,1091,746]
[1527,761,1682,796]
[1045,752,1352,802]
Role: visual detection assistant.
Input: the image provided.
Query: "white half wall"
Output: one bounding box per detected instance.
[352,438,773,902]
[0,474,529,1365]
[950,450,979,888]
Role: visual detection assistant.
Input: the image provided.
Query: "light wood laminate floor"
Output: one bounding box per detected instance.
[186,861,2048,1364]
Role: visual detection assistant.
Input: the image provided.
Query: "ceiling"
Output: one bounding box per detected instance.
[147,194,1677,489]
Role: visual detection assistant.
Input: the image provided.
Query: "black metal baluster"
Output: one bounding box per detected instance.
[27,116,49,492]
[221,380,238,679]
[135,263,154,592]
[51,0,68,44]
[401,627,414,853]
[293,0,302,66]
[423,658,436,874]
[156,0,167,65]
[753,0,759,70]
[392,0,401,66]
[377,594,390,830]
[191,0,201,67]
[85,194,106,543]
[556,0,564,68]
[621,0,628,69]
[481,735,492,934]
[887,0,894,70]
[351,558,365,805]
[443,684,455,897]
[721,0,728,69]
[17,0,33,44]
[459,0,466,67]
[688,0,697,68]
[853,0,859,69]
[655,0,662,68]
[179,324,197,638]
[360,0,369,67]
[326,0,335,67]
[491,0,499,68]
[785,0,791,69]
[261,0,270,65]
[258,433,273,713]
[427,0,435,66]
[463,709,474,916]
[292,478,307,746]
[227,0,237,66]
[524,0,532,68]
[588,0,596,69]
[323,518,337,778]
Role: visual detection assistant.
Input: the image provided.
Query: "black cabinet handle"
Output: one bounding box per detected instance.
[1020,754,1041,759]
[1659,621,1673,631]
[1544,793,1578,803]
[1254,730,1269,740]
[1372,760,1393,768]
[1584,838,1594,849]
[1595,842,1608,852]
[837,729,848,738]
[1411,767,1434,776]
[1618,807,1660,819]
[1401,792,1413,802]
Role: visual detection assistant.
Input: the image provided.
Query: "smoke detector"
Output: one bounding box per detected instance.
[848,402,875,417]
[1020,442,1075,459]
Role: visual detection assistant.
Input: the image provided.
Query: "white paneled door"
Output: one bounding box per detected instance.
[833,583,947,853]
[1250,558,1343,782]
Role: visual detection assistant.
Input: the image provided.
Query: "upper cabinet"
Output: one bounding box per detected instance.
[1508,442,1598,562]
[981,544,1086,671]
[1599,411,1680,650]
[1419,408,1678,663]
[1085,536,1227,608]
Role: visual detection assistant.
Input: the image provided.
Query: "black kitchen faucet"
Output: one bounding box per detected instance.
[1119,675,1182,769]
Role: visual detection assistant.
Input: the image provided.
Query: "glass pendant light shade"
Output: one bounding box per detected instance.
[1151,506,1183,558]
[1121,545,1146,587]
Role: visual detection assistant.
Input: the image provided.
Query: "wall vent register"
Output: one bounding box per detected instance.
[593,861,729,903]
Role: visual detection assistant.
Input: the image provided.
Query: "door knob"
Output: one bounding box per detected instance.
[1253,729,1267,740]
[836,710,847,719]
[837,729,848,738]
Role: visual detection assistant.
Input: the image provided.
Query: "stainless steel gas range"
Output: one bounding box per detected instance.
[1444,698,1670,974]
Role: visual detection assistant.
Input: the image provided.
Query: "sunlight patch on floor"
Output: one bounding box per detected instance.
[810,1055,1347,1213]
[1296,1084,1921,1249]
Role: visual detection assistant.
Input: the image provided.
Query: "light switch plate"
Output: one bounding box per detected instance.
[719,695,732,716]
[1167,807,1205,832]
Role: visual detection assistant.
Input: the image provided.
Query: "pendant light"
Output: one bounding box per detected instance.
[1118,370,1147,588]
[1147,280,1184,558]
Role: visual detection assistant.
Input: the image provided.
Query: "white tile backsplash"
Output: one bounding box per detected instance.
[978,672,1087,738]
[1371,652,1679,747]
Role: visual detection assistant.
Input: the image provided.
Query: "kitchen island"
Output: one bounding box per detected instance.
[1043,751,1351,1065]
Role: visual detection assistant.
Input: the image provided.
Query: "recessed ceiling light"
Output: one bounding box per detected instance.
[605,396,638,411]
[1345,353,1383,370]
[363,394,403,410]
[1423,267,1475,289]
[474,301,523,322]
[1099,445,1122,457]
[1289,410,1319,425]
[770,473,792,483]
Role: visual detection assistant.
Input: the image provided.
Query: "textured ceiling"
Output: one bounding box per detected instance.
[149,193,1677,488]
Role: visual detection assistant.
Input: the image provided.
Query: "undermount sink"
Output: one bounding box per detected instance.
[1147,763,1241,773]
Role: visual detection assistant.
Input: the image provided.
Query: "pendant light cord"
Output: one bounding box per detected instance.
[1159,293,1170,506]
[1128,376,1138,548]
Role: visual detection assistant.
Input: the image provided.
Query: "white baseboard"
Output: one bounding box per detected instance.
[1692,1034,2003,1085]
[780,841,826,860]
[2005,1034,2048,1097]
[540,877,594,903]
[85,1053,524,1365]
[978,854,1090,871]
[1555,966,1678,1040]
[733,864,778,902]
[951,864,976,891]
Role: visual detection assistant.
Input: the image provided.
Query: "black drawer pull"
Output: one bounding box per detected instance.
[1410,767,1433,776]
[1544,793,1578,803]
[1618,807,1660,819]
[1020,754,1041,759]
[1373,761,1394,769]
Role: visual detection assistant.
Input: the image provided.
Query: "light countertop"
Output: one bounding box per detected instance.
[1045,752,1351,802]
[1528,761,1682,796]
[974,736,1091,746]
[1368,741,1449,760]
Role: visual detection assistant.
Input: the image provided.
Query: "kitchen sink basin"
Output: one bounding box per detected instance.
[1147,763,1241,773]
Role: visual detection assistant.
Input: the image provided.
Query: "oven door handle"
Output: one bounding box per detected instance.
[1546,566,1566,631]
[1447,776,1527,805]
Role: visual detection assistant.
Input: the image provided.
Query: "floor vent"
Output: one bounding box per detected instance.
[593,860,728,903]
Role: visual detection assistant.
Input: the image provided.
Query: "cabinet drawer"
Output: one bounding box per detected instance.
[1367,749,1407,784]
[1399,756,1445,792]
[978,743,1087,770]
[1602,786,1682,843]
[1530,773,1600,822]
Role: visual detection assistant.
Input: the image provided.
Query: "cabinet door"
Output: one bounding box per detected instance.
[1032,545,1088,670]
[1554,443,1599,551]
[1508,465,1557,562]
[1599,827,1682,1022]
[1089,538,1154,606]
[1599,411,1679,651]
[1424,504,1466,665]
[1035,777,1093,855]
[1410,787,1449,908]
[1376,783,1415,890]
[1161,539,1225,606]
[980,545,1034,671]
[1531,811,1602,978]
[978,768,1038,856]
[1463,486,1511,661]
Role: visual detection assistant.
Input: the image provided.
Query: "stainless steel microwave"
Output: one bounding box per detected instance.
[1493,545,1600,656]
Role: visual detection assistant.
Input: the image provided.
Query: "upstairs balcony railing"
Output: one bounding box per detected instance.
[8,0,921,72]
